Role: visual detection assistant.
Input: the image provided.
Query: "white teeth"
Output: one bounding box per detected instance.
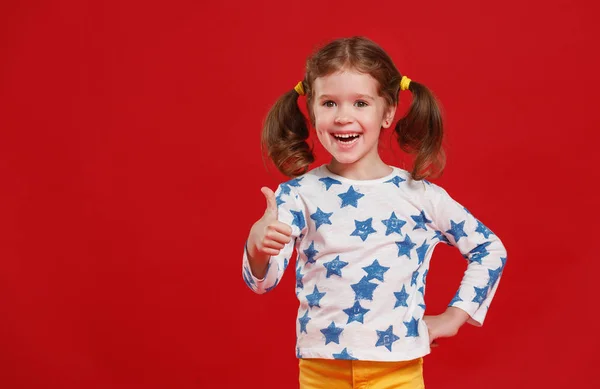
[332,133,360,138]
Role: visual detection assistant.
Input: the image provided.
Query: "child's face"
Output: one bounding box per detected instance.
[312,69,395,167]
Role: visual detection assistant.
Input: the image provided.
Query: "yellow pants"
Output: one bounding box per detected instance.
[299,358,424,389]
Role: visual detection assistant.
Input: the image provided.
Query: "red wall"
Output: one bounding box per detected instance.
[1,0,598,388]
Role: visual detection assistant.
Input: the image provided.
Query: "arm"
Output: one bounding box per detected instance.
[242,184,305,294]
[427,183,508,327]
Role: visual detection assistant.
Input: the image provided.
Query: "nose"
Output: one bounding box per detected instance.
[334,104,354,125]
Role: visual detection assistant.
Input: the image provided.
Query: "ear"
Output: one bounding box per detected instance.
[382,104,397,129]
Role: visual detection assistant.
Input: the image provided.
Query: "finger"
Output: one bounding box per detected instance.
[258,246,280,256]
[263,239,285,250]
[261,187,278,217]
[271,221,293,236]
[266,230,293,245]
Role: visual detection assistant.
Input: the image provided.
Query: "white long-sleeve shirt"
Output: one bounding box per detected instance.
[242,164,507,362]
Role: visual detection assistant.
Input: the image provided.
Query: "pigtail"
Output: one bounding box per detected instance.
[395,81,446,181]
[261,86,314,177]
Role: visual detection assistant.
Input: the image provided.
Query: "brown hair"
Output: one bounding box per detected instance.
[261,36,445,180]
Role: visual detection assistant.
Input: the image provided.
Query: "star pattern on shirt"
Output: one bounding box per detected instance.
[310,207,333,230]
[303,242,319,265]
[279,183,291,196]
[306,285,326,308]
[382,212,406,236]
[404,317,420,337]
[351,277,378,301]
[276,194,285,207]
[469,242,491,264]
[342,301,370,324]
[338,186,364,208]
[320,321,344,345]
[299,310,311,334]
[472,285,488,304]
[296,267,304,289]
[411,210,432,231]
[416,240,430,265]
[319,177,342,191]
[433,230,451,245]
[376,325,400,351]
[333,348,358,360]
[475,220,494,239]
[395,235,416,259]
[449,290,463,305]
[394,285,409,308]
[291,209,306,231]
[323,255,349,278]
[362,259,390,282]
[411,271,419,286]
[351,218,377,242]
[446,220,468,243]
[384,176,406,187]
[286,177,303,187]
[283,258,289,271]
[487,266,503,289]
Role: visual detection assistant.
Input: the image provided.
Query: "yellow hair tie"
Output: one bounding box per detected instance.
[294,81,305,96]
[400,76,411,91]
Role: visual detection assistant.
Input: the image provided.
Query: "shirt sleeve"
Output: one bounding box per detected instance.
[426,182,508,326]
[242,183,306,294]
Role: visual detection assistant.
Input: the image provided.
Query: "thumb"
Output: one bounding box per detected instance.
[260,187,278,218]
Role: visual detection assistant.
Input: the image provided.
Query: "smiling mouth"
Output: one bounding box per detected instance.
[332,133,361,143]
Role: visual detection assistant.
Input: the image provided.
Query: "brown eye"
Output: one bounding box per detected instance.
[355,101,368,108]
[323,101,336,108]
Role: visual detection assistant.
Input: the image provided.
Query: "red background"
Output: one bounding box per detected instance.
[1,0,598,388]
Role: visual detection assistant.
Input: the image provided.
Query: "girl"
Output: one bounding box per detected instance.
[242,36,507,388]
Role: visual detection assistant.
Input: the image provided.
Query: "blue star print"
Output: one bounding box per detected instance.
[286,177,303,187]
[411,271,419,286]
[351,218,377,242]
[416,240,430,265]
[475,220,494,238]
[500,256,507,268]
[310,207,333,230]
[323,255,349,278]
[303,242,319,265]
[472,286,488,304]
[351,277,378,301]
[384,176,406,187]
[446,220,468,243]
[418,286,424,296]
[283,258,288,271]
[342,301,370,324]
[319,177,342,191]
[433,230,451,245]
[276,194,285,207]
[411,210,432,231]
[290,209,306,231]
[395,235,416,259]
[469,242,491,264]
[306,285,326,308]
[320,321,344,345]
[404,317,420,337]
[296,267,304,289]
[394,285,409,308]
[279,183,291,196]
[382,212,406,236]
[299,310,311,334]
[487,266,503,289]
[362,259,389,282]
[333,348,358,360]
[376,325,400,351]
[449,290,463,305]
[338,186,364,208]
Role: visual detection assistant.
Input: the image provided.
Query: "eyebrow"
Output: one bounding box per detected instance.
[317,94,376,101]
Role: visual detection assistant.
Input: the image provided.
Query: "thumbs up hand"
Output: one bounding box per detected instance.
[247,187,293,268]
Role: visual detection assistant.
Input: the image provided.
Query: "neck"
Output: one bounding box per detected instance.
[327,156,392,180]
